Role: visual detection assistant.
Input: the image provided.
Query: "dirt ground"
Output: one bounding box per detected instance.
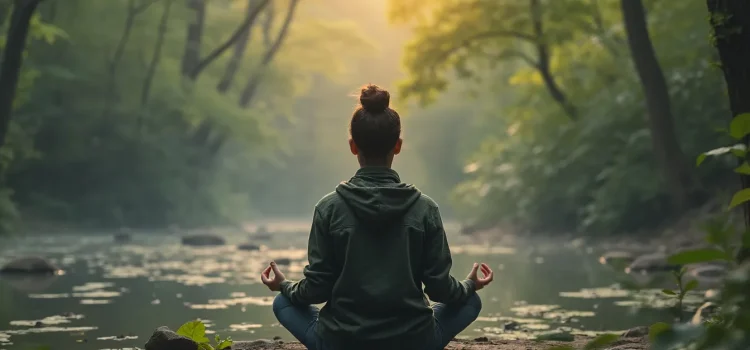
[231,335,649,350]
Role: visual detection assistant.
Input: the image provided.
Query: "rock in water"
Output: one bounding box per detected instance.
[625,253,679,274]
[114,232,132,243]
[237,243,260,251]
[621,326,649,338]
[181,234,226,247]
[0,257,58,274]
[599,251,635,266]
[689,264,727,280]
[144,326,198,350]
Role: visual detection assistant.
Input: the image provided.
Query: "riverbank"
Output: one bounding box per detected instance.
[185,336,650,350]
[468,197,740,253]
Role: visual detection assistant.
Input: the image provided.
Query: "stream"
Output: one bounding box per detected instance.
[0,222,705,349]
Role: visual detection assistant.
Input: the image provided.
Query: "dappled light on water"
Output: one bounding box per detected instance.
[0,230,703,348]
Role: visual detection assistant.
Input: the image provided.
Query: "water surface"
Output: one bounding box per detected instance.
[0,224,697,349]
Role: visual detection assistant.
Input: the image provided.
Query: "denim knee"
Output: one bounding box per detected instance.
[467,293,482,317]
[272,293,292,315]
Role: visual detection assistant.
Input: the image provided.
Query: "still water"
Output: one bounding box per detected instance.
[0,223,698,350]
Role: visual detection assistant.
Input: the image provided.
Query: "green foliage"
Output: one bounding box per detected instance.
[668,249,732,265]
[649,113,750,349]
[177,320,232,350]
[0,0,371,231]
[394,0,730,233]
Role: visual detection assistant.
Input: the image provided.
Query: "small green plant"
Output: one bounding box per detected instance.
[661,267,698,321]
[177,320,232,350]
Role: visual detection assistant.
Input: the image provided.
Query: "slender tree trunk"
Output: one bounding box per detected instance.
[102,0,157,117]
[621,0,692,210]
[529,0,577,120]
[0,0,43,149]
[239,0,299,108]
[181,0,206,77]
[216,0,258,93]
[140,0,173,109]
[261,0,275,48]
[707,0,750,263]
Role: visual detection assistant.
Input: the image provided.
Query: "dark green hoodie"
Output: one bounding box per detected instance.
[280,167,476,349]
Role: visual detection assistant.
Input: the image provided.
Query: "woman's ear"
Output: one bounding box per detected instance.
[349,139,359,155]
[393,138,403,155]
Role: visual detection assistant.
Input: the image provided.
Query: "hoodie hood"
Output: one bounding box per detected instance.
[335,167,422,223]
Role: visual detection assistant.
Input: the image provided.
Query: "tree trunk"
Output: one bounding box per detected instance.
[529,0,577,120]
[181,0,206,77]
[621,0,692,210]
[238,0,299,108]
[0,0,43,149]
[707,0,750,263]
[216,0,259,93]
[140,0,173,109]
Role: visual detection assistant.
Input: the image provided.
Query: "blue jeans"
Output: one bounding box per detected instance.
[272,293,482,350]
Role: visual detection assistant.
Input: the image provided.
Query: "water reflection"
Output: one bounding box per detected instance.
[0,229,696,349]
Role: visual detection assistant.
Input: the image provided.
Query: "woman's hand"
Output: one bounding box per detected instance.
[467,263,494,290]
[261,261,286,292]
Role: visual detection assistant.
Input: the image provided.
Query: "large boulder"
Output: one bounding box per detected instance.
[0,257,58,274]
[0,273,57,292]
[144,326,198,350]
[181,234,225,247]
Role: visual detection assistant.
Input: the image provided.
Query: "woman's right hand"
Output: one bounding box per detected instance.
[467,263,494,290]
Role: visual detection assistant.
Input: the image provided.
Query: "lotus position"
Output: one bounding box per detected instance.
[260,84,494,350]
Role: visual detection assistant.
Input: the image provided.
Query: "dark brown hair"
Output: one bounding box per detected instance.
[350,84,401,162]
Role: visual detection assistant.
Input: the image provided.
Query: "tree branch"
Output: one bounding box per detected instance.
[238,0,300,107]
[188,0,271,80]
[434,29,537,65]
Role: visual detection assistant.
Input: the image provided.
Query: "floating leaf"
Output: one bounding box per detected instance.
[583,333,620,350]
[730,113,750,139]
[649,322,671,342]
[177,320,209,344]
[668,248,732,265]
[729,189,750,210]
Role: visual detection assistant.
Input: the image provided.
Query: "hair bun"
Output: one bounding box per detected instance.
[359,84,390,113]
